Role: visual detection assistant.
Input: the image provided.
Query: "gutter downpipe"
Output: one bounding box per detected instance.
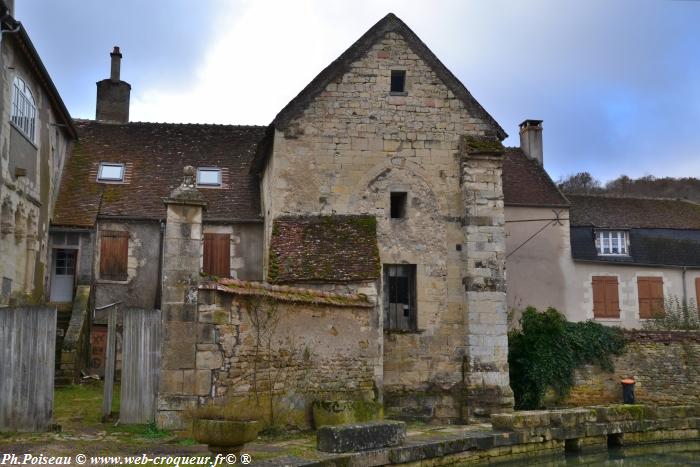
[682,266,688,308]
[155,220,165,309]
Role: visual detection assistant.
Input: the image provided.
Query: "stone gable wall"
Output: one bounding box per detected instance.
[262,30,511,421]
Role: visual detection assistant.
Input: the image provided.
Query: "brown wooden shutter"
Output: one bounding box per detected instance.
[100,231,129,280]
[638,276,664,319]
[203,233,230,277]
[592,276,620,318]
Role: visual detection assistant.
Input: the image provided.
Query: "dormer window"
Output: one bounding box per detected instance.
[197,168,222,187]
[390,70,406,94]
[11,76,37,142]
[97,163,124,182]
[596,230,628,256]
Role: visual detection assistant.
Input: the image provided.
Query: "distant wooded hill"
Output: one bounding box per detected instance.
[558,173,700,203]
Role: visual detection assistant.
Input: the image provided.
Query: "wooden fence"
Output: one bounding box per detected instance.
[119,309,161,423]
[0,306,56,432]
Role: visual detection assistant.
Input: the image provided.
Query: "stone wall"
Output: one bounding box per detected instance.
[158,282,382,429]
[261,29,513,421]
[553,331,700,407]
[94,221,161,313]
[0,34,73,304]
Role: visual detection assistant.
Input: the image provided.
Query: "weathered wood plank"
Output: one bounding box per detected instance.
[120,309,161,424]
[102,304,118,420]
[0,306,56,432]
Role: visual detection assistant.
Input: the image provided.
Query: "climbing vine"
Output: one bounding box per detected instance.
[508,307,626,410]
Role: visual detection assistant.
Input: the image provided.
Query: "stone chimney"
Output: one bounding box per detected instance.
[96,46,131,123]
[519,120,543,165]
[5,0,14,16]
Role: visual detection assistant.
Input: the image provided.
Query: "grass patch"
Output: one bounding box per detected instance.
[107,422,171,439]
[54,382,120,429]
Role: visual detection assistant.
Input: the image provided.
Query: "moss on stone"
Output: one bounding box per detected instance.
[463,135,504,153]
[312,400,383,428]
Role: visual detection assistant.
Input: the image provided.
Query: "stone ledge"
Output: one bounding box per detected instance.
[317,420,406,453]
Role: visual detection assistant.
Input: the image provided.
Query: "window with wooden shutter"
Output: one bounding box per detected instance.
[592,276,620,319]
[99,231,129,281]
[203,233,230,277]
[638,276,664,319]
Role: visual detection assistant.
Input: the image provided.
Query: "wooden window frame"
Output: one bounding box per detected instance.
[637,276,664,319]
[99,230,129,281]
[592,276,620,319]
[203,233,231,278]
[595,230,629,256]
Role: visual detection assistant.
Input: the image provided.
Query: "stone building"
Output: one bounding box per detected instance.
[0,0,76,305]
[53,13,543,423]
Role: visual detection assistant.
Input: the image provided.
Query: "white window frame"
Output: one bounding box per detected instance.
[596,230,629,256]
[11,76,37,142]
[197,167,222,187]
[97,162,125,182]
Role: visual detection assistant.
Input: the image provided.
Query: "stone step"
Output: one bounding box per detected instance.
[317,420,406,453]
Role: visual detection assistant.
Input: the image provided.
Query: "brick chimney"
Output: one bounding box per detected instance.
[519,120,543,165]
[96,46,131,123]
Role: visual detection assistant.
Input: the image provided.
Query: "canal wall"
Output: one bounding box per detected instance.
[257,404,700,466]
[558,331,700,406]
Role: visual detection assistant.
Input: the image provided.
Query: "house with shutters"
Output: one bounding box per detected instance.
[50,12,700,423]
[505,168,700,328]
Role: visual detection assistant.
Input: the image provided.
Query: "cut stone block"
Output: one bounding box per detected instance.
[317,420,406,453]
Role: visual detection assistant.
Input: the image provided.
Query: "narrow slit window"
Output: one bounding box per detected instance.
[390,192,407,219]
[197,168,222,187]
[390,70,406,93]
[97,163,125,182]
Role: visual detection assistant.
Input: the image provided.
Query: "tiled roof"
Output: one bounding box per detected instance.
[570,227,700,267]
[502,148,569,207]
[269,215,380,283]
[200,279,373,308]
[53,120,267,227]
[568,195,700,229]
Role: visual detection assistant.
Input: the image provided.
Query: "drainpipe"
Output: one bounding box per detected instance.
[155,220,165,309]
[682,266,688,308]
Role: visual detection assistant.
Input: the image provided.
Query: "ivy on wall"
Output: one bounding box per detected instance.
[508,307,626,410]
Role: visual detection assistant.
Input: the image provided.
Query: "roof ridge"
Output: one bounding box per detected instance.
[73,118,267,129]
[568,193,700,204]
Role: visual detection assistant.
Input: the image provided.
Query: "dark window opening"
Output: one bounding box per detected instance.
[390,70,406,93]
[384,264,417,331]
[390,192,407,219]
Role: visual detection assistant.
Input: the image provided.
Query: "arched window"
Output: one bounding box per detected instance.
[11,76,36,141]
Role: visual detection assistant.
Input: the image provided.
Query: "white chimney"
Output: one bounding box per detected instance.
[519,120,543,165]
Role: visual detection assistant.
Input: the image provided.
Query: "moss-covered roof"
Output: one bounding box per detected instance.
[201,279,373,308]
[269,215,381,284]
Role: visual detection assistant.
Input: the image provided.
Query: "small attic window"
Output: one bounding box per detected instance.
[390,70,406,93]
[197,167,222,187]
[390,192,407,219]
[97,163,124,182]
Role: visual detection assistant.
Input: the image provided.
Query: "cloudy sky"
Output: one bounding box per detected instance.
[17,0,700,182]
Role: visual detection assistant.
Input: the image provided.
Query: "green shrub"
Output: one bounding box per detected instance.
[508,307,626,409]
[643,296,699,331]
